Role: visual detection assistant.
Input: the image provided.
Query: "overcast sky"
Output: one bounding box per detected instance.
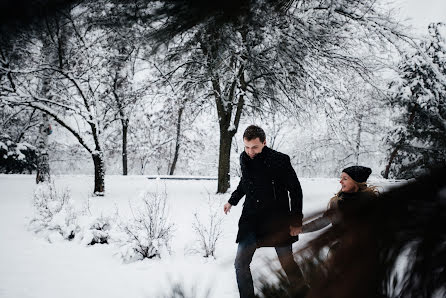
[393,0,446,34]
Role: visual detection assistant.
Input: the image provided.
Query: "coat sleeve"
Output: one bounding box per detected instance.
[301,208,341,233]
[302,216,331,233]
[228,177,245,206]
[284,156,303,227]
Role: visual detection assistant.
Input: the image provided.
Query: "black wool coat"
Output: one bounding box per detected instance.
[228,146,303,247]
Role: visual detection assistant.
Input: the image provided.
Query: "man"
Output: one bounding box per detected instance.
[223,125,305,298]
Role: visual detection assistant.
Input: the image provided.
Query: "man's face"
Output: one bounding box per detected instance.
[244,137,266,159]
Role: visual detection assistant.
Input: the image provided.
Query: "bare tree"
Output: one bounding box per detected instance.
[1,7,112,195]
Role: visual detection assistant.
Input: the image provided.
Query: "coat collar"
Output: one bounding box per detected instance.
[241,146,272,163]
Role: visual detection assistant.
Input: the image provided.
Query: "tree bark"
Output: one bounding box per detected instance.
[36,112,51,183]
[355,114,363,165]
[113,69,130,176]
[35,32,55,184]
[215,83,245,193]
[169,105,184,175]
[92,151,105,196]
[217,127,233,193]
[121,119,128,175]
[215,65,246,193]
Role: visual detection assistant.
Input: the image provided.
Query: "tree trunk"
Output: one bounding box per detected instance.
[36,112,51,183]
[122,119,128,175]
[35,33,55,184]
[201,36,246,193]
[92,151,105,196]
[217,128,233,193]
[169,105,184,175]
[383,145,400,179]
[355,114,363,165]
[214,72,245,193]
[215,99,245,193]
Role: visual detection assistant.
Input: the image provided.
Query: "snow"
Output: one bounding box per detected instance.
[146,175,217,180]
[0,174,398,298]
[14,148,26,161]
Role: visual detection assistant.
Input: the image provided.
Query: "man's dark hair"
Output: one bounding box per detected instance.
[243,125,266,142]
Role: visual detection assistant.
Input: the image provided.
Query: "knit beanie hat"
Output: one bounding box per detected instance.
[342,166,372,183]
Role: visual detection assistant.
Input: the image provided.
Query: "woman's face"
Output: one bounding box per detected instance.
[340,172,359,193]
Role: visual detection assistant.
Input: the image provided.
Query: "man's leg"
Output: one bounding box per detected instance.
[275,245,306,287]
[234,232,257,298]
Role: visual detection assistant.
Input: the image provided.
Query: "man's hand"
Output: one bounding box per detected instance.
[289,225,302,236]
[224,202,232,214]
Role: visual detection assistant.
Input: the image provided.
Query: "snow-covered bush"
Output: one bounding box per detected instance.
[192,194,224,258]
[78,213,114,246]
[117,190,174,262]
[0,134,37,174]
[76,198,115,246]
[29,182,78,242]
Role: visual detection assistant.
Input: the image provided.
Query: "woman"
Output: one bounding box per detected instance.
[296,166,378,235]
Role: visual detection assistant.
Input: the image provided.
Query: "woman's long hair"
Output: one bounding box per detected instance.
[327,182,379,209]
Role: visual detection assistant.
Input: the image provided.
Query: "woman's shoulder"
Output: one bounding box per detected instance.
[327,194,341,210]
[340,190,377,200]
[358,189,378,201]
[338,190,376,211]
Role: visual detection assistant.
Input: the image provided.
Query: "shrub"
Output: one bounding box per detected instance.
[76,198,115,246]
[29,182,78,242]
[78,214,114,246]
[192,193,224,258]
[0,134,37,174]
[116,190,174,262]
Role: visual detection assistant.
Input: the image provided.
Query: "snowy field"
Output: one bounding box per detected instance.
[0,175,400,298]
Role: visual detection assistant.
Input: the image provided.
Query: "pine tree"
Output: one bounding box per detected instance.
[385,23,446,179]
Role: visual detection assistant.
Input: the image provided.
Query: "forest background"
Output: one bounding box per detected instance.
[1,0,445,195]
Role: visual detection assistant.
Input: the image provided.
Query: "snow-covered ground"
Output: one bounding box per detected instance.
[0,175,399,298]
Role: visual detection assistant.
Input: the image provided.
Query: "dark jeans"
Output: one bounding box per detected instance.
[234,232,304,298]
